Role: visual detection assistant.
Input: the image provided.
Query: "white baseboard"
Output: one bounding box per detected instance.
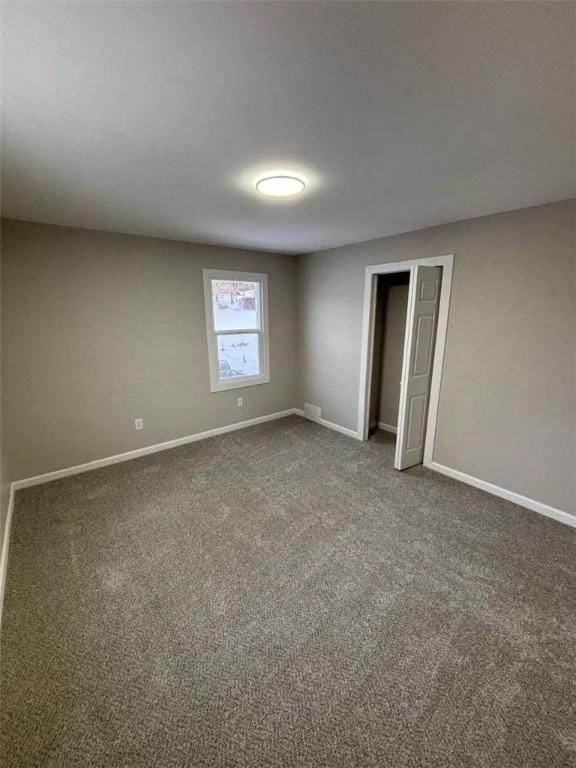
[297,409,360,440]
[377,422,397,434]
[12,409,302,491]
[0,485,16,628]
[426,460,576,529]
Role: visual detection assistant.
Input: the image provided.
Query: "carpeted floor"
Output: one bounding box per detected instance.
[1,415,575,767]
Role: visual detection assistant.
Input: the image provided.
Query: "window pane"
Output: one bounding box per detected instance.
[217,334,260,380]
[211,280,259,331]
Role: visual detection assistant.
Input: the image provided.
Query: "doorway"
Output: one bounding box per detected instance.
[357,254,454,470]
[368,272,410,438]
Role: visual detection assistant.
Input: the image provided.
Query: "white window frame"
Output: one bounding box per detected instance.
[203,268,270,392]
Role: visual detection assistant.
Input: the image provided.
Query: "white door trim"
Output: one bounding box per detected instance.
[357,254,454,466]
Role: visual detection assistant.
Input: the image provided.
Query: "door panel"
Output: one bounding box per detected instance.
[395,266,441,470]
[412,315,435,376]
[406,394,427,450]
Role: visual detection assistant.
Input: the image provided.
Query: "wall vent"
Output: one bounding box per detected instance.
[304,403,322,421]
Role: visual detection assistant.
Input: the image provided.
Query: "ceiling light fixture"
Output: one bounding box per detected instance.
[255,172,306,197]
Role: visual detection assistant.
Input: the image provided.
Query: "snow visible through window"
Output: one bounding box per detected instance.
[211,280,261,380]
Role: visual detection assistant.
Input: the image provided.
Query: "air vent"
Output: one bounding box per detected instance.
[304,403,322,421]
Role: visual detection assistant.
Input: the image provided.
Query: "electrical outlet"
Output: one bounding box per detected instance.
[237,397,244,408]
[134,418,144,431]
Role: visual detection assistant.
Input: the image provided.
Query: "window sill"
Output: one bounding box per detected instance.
[210,375,270,393]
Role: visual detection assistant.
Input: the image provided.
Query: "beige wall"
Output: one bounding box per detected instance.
[378,283,409,429]
[0,246,11,568]
[0,411,10,591]
[2,202,574,521]
[1,220,298,480]
[298,200,576,515]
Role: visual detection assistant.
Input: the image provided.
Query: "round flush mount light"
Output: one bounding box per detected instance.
[255,172,306,197]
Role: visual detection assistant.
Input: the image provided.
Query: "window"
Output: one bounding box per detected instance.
[203,269,270,392]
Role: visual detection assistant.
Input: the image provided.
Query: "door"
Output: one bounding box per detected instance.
[395,265,441,470]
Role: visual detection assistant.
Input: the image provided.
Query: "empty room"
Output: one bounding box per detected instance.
[1,2,575,767]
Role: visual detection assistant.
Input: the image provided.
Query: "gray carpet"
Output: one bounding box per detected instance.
[1,415,575,768]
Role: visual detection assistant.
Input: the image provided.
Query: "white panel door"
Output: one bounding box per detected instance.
[395,266,441,470]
